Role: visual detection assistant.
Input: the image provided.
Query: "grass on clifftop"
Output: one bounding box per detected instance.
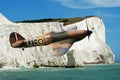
[16,16,97,25]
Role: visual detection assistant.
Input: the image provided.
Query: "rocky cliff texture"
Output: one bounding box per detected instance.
[0,13,114,68]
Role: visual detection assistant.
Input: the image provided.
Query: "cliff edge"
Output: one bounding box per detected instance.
[0,13,114,68]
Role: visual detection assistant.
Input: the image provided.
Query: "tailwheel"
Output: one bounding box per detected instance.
[22,47,24,51]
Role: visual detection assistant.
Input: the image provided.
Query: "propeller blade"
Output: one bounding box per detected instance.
[86,20,89,31]
[86,20,92,41]
[88,35,90,41]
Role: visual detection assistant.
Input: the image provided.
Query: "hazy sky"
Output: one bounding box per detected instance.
[0,0,120,61]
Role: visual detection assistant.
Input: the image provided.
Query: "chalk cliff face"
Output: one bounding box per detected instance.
[0,13,114,68]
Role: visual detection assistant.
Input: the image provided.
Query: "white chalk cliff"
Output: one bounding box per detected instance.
[0,13,114,68]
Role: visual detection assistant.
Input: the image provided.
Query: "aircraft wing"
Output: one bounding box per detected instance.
[49,39,75,56]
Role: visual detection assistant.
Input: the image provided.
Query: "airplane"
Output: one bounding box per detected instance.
[9,22,92,56]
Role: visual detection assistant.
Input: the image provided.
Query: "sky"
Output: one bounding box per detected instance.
[0,0,120,61]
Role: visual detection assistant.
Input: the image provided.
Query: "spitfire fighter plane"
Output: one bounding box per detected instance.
[9,23,92,56]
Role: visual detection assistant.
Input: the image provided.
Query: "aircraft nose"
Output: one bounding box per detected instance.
[87,30,93,35]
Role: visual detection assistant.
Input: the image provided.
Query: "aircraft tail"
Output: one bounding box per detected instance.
[9,32,25,48]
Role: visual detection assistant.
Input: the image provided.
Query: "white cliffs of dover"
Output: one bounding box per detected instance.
[0,13,114,68]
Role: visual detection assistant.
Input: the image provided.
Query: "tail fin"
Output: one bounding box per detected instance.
[9,32,25,48]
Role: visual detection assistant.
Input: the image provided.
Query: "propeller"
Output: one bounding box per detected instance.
[86,20,93,40]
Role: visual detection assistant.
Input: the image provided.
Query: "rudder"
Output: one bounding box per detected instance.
[9,32,25,47]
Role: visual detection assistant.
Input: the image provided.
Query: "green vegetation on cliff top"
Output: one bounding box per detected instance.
[17,16,97,25]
